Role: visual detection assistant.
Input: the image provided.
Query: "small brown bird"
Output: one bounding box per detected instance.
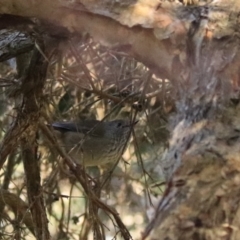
[51,119,136,166]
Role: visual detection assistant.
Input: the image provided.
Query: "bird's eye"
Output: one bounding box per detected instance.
[117,122,122,128]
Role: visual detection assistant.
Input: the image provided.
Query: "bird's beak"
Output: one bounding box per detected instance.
[132,120,138,125]
[124,120,138,128]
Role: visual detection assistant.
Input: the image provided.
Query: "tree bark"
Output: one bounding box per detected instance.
[143,96,240,239]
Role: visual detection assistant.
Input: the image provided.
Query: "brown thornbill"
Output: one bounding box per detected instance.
[51,119,137,166]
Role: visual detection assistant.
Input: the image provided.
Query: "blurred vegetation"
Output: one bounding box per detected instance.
[0,33,175,239]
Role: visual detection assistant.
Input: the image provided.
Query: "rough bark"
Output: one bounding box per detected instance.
[20,40,51,240]
[0,32,54,239]
[0,1,239,84]
[143,92,240,239]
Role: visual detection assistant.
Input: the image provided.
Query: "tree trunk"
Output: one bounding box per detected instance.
[143,90,240,240]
